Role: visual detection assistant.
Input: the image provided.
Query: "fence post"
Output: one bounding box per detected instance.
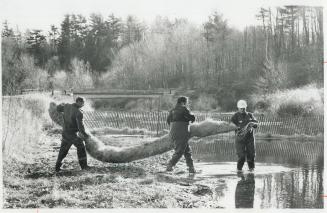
[156,96,161,136]
[116,111,120,128]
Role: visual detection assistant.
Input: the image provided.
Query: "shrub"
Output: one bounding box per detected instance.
[52,58,94,91]
[2,38,50,94]
[91,99,130,111]
[70,58,94,89]
[53,70,68,90]
[91,97,173,112]
[254,100,270,113]
[159,95,175,111]
[192,95,218,111]
[45,56,60,76]
[251,84,323,116]
[277,102,306,116]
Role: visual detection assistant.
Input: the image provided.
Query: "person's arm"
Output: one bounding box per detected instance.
[184,107,195,123]
[76,111,88,138]
[56,103,65,113]
[231,113,238,126]
[249,113,258,128]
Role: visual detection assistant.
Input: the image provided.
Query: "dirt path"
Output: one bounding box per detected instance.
[3,130,226,208]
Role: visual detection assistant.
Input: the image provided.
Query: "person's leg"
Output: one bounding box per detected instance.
[55,134,73,172]
[184,143,195,173]
[72,136,88,169]
[235,138,246,171]
[167,139,187,171]
[237,156,246,170]
[246,137,256,170]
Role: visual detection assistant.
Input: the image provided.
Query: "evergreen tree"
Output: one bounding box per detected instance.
[26,29,48,67]
[58,15,72,70]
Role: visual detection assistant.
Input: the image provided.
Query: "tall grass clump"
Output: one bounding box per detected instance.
[2,94,56,163]
[53,58,93,91]
[251,84,323,116]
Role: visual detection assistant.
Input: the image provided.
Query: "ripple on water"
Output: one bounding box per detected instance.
[194,162,294,178]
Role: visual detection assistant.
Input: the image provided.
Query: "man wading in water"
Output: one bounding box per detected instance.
[55,97,90,172]
[166,96,196,173]
[231,100,258,172]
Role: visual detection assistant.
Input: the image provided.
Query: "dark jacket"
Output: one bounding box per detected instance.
[166,104,195,126]
[231,111,258,129]
[57,103,87,136]
[231,112,258,139]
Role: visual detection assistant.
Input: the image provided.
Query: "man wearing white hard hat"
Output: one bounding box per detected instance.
[231,100,258,172]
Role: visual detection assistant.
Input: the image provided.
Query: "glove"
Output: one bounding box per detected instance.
[248,122,258,128]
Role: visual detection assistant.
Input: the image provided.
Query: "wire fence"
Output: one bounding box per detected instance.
[192,139,323,158]
[83,111,324,136]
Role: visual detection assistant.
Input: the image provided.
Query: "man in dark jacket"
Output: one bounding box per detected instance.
[231,100,258,171]
[55,97,90,172]
[166,96,196,173]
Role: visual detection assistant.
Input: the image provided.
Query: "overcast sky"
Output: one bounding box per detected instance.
[0,0,324,32]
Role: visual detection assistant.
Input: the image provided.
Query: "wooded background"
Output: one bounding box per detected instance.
[2,6,323,111]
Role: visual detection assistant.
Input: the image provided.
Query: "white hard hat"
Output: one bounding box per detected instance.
[237,100,247,108]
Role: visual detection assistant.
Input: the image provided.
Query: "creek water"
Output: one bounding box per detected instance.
[190,139,324,209]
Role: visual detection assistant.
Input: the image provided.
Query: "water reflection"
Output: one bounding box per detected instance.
[191,140,324,208]
[235,172,255,208]
[262,165,324,208]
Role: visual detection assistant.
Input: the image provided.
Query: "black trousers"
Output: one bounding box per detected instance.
[55,131,87,169]
[168,138,194,168]
[235,133,255,170]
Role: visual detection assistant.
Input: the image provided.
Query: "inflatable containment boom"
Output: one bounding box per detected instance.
[49,102,237,163]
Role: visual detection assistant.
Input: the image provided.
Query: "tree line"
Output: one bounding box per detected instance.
[2,6,323,110]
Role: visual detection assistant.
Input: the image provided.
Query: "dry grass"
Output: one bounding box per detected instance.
[90,126,164,137]
[251,84,324,115]
[4,93,321,209]
[3,131,223,208]
[2,93,225,208]
[2,95,51,163]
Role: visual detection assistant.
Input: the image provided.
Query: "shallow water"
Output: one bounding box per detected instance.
[191,140,324,209]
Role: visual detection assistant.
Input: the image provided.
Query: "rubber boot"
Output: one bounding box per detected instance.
[79,158,89,170]
[186,158,196,173]
[55,162,62,172]
[188,166,196,173]
[247,161,255,171]
[237,157,246,171]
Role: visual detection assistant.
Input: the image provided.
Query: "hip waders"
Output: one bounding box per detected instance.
[235,133,255,170]
[168,122,194,169]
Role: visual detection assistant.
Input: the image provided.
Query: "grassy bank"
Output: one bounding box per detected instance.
[2,93,323,208]
[1,94,222,208]
[3,130,225,208]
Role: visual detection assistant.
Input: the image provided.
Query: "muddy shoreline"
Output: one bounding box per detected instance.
[3,130,228,208]
[3,127,323,208]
